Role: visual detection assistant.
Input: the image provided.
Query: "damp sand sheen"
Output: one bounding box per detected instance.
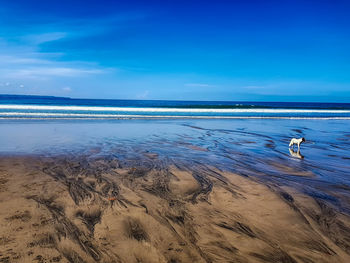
[1,153,350,263]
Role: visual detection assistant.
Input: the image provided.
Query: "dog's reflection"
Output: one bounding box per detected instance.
[289,148,304,159]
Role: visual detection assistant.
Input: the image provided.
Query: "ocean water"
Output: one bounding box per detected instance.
[1,95,350,119]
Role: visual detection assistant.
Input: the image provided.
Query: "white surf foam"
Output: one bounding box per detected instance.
[1,104,350,113]
[1,112,350,120]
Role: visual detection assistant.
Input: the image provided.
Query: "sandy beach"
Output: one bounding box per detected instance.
[1,154,350,263]
[1,0,350,260]
[1,119,350,263]
[1,0,349,260]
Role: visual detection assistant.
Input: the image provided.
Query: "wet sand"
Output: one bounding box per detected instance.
[1,119,350,262]
[1,154,350,263]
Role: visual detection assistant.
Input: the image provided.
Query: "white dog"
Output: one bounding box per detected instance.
[289,137,305,148]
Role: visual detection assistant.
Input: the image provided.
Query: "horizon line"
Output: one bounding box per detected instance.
[1,93,350,105]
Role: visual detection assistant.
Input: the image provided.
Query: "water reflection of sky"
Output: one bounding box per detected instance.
[1,119,350,212]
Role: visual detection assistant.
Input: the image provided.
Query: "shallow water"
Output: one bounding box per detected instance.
[1,119,349,213]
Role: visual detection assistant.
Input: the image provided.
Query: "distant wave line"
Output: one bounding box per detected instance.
[1,104,350,113]
[1,112,350,120]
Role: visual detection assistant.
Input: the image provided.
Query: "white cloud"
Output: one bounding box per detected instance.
[62,86,72,92]
[184,83,215,88]
[0,13,137,94]
[242,85,266,90]
[136,90,149,99]
[7,67,104,78]
[0,55,50,65]
[21,32,67,45]
[0,37,109,81]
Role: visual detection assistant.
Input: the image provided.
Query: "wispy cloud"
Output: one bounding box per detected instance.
[136,90,150,99]
[0,11,144,88]
[242,85,266,90]
[5,67,104,79]
[0,9,155,97]
[0,28,110,82]
[20,32,67,45]
[0,54,60,65]
[184,83,216,88]
[0,52,108,80]
[62,86,72,92]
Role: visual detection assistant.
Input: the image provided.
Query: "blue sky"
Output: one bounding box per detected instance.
[0,0,349,101]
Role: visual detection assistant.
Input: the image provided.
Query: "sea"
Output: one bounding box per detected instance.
[1,94,350,119]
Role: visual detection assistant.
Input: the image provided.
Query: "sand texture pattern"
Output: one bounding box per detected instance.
[1,155,350,263]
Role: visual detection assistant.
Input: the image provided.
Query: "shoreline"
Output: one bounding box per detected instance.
[1,116,350,120]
